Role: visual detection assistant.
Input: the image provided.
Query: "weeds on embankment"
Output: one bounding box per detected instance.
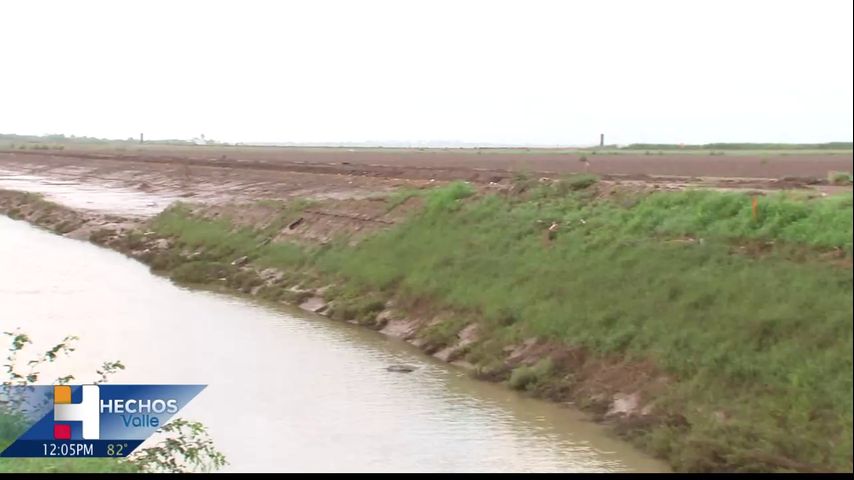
[132,180,854,472]
[828,171,854,186]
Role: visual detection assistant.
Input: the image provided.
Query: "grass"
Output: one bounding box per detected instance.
[419,315,470,350]
[550,173,598,194]
[828,171,853,186]
[590,189,852,253]
[142,182,852,472]
[384,187,424,212]
[508,358,555,392]
[311,183,853,471]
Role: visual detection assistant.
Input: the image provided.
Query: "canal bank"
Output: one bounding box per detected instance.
[1,181,852,473]
[0,215,667,472]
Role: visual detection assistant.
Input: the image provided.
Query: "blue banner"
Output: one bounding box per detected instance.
[1,384,205,458]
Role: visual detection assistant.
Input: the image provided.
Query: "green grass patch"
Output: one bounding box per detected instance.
[607,190,852,252]
[142,183,852,471]
[151,203,263,258]
[309,184,852,471]
[385,188,424,212]
[419,316,469,350]
[828,171,853,186]
[550,173,599,195]
[508,358,554,392]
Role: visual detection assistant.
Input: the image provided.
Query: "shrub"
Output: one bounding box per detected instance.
[420,317,468,349]
[561,173,599,191]
[828,171,853,186]
[170,261,232,284]
[508,358,554,391]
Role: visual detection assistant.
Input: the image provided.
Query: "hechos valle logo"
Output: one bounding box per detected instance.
[0,384,205,458]
[53,385,100,440]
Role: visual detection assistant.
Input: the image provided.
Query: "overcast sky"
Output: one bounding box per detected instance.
[1,0,851,146]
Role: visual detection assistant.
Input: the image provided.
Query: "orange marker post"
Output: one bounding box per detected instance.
[751,196,759,221]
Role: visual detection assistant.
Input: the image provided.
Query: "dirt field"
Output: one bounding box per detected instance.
[3,145,852,178]
[0,146,851,212]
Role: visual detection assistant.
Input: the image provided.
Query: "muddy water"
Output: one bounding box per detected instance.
[0,216,666,473]
[0,169,178,216]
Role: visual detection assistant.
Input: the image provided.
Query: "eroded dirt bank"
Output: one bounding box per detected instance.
[3,184,851,473]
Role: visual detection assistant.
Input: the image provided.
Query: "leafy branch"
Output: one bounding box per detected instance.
[128,418,228,473]
[1,330,227,472]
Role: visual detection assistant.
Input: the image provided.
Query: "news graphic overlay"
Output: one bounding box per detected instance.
[1,384,205,458]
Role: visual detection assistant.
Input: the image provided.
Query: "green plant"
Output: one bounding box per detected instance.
[385,188,423,212]
[128,419,227,473]
[828,171,853,186]
[169,261,224,284]
[420,317,468,349]
[508,358,554,391]
[558,173,599,192]
[0,331,227,473]
[0,331,132,473]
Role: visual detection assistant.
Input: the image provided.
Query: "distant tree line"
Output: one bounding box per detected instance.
[622,142,853,150]
[0,133,226,147]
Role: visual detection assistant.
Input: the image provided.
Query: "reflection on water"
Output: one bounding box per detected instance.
[0,217,667,472]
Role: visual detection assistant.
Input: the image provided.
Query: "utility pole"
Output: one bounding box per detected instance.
[140,133,144,144]
[599,133,604,147]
